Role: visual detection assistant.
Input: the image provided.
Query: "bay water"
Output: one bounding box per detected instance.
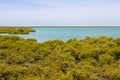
[0,28,120,42]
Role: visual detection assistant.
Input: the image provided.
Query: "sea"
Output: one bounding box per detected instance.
[0,28,120,42]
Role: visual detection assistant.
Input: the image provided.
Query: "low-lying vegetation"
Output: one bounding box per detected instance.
[0,27,35,34]
[0,36,120,80]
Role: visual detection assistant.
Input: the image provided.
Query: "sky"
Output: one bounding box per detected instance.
[0,0,120,26]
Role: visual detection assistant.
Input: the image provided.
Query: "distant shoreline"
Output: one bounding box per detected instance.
[0,26,120,28]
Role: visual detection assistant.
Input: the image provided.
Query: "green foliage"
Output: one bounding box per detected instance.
[0,36,120,80]
[0,27,35,34]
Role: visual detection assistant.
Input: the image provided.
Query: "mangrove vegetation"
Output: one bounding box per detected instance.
[0,36,120,80]
[0,27,35,34]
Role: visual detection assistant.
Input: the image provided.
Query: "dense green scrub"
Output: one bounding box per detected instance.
[0,27,35,34]
[0,36,120,80]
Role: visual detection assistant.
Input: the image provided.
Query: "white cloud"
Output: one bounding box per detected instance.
[0,0,120,26]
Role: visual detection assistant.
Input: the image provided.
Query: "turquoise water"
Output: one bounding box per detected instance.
[1,28,120,42]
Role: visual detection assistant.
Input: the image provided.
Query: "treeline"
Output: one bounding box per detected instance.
[0,36,120,80]
[0,27,35,34]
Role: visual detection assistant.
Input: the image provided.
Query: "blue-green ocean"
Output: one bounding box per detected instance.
[1,28,120,42]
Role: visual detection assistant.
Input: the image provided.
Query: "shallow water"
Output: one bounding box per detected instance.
[0,28,120,42]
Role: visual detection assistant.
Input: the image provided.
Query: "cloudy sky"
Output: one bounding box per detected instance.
[0,0,120,26]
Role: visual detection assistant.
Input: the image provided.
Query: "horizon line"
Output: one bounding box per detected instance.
[0,26,120,28]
